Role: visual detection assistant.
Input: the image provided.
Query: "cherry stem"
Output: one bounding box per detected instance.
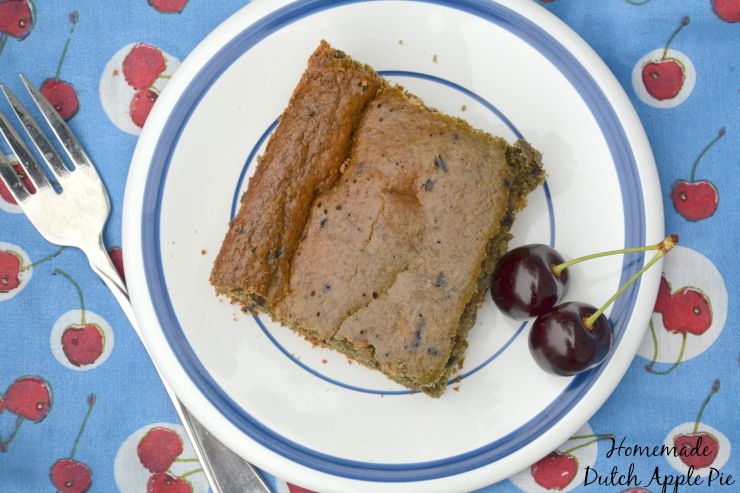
[552,242,664,276]
[19,246,66,271]
[584,235,678,330]
[645,331,686,375]
[0,35,7,59]
[55,12,78,80]
[690,128,726,181]
[1,416,24,452]
[662,16,689,60]
[647,318,660,368]
[692,379,719,434]
[623,0,651,4]
[562,434,613,455]
[157,74,172,80]
[174,457,200,463]
[53,268,86,325]
[179,468,203,480]
[569,433,608,440]
[70,393,95,459]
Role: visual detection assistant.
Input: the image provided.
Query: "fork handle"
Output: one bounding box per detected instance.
[83,237,272,493]
[85,237,129,306]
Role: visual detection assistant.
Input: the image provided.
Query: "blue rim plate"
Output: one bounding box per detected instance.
[123,1,664,491]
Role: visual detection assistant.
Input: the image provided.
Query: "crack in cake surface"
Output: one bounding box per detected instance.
[210,41,544,397]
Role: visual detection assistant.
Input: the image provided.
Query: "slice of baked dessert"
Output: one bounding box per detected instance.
[211,41,544,397]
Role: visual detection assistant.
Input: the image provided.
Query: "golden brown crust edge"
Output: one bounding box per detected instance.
[210,40,383,303]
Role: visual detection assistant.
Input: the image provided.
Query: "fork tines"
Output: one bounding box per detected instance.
[0,75,92,202]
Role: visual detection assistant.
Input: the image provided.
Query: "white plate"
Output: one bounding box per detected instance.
[122,1,663,491]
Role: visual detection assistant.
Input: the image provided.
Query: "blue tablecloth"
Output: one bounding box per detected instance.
[1,1,737,492]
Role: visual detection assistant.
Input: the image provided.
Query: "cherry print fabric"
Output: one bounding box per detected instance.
[0,1,736,491]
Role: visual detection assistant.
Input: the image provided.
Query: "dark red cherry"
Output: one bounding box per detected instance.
[491,244,568,320]
[529,302,612,376]
[527,235,677,376]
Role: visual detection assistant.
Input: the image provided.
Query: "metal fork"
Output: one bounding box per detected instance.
[0,75,271,493]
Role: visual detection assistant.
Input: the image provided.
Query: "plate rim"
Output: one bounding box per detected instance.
[122,0,664,491]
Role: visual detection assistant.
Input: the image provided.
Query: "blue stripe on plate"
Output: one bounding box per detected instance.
[141,0,645,481]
